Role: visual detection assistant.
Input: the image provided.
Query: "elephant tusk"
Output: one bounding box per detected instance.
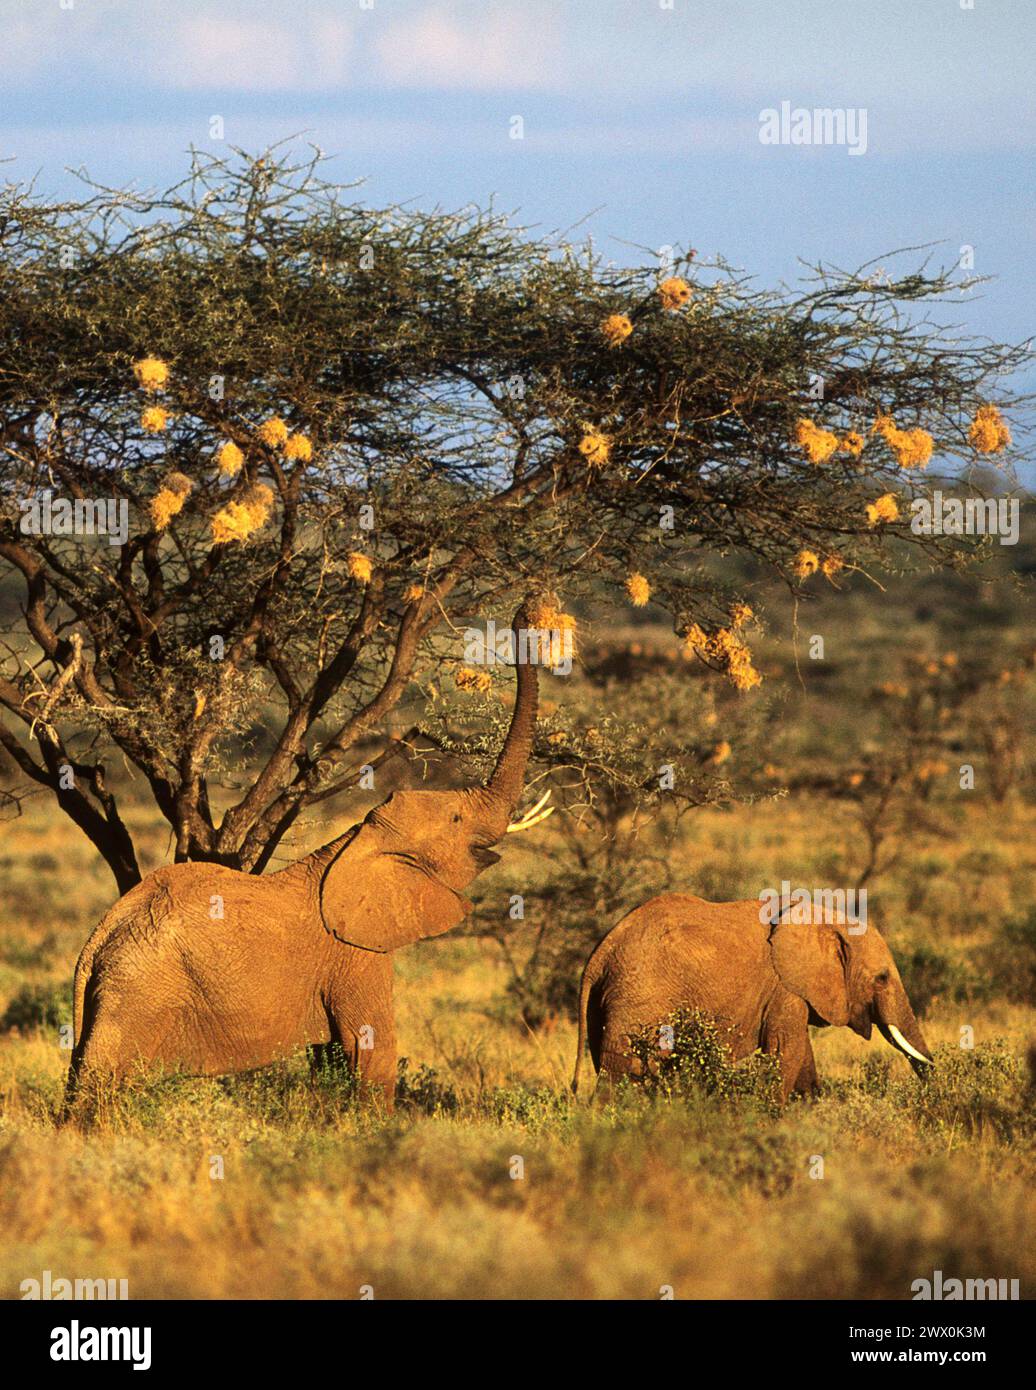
[887,1024,931,1065]
[525,789,553,818]
[505,789,552,831]
[506,805,556,832]
[506,807,555,832]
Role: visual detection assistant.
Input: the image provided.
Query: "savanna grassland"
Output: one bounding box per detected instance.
[1,551,1035,1301]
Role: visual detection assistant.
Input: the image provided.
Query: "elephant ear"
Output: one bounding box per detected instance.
[319,824,471,953]
[770,921,850,1026]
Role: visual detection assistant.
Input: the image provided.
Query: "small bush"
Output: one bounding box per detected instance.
[306,1043,365,1104]
[889,1039,1030,1142]
[626,1009,782,1114]
[0,982,70,1034]
[857,1050,895,1098]
[395,1058,460,1116]
[481,1084,570,1129]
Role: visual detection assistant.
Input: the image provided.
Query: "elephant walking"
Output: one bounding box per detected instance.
[572,894,933,1102]
[65,605,550,1116]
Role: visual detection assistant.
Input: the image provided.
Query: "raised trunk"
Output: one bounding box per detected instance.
[485,604,539,814]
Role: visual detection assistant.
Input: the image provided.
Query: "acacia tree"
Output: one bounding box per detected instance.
[0,148,1028,891]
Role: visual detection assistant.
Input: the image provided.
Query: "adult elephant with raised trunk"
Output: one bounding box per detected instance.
[571,894,933,1102]
[65,604,551,1116]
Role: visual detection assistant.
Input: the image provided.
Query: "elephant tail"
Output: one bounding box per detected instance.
[571,939,607,1096]
[72,889,143,1045]
[72,959,86,1050]
[72,928,103,1048]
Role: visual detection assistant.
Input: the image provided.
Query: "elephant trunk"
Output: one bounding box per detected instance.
[484,605,539,824]
[875,979,933,1074]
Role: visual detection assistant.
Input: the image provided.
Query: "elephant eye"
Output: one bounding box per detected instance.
[875,970,889,984]
[452,812,462,823]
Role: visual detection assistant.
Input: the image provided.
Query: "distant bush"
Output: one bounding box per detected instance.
[497,895,599,1028]
[0,982,69,1034]
[897,942,974,1017]
[486,853,668,1030]
[979,908,1036,1005]
[0,933,58,969]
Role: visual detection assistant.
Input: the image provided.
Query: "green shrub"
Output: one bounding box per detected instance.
[856,1050,895,1097]
[889,1039,1030,1142]
[305,1043,365,1104]
[395,1058,460,1116]
[626,1008,782,1114]
[481,1083,570,1129]
[0,982,70,1034]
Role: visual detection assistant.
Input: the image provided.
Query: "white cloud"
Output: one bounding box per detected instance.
[373,7,560,90]
[153,16,355,92]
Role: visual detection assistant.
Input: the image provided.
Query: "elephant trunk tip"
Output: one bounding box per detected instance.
[883,1021,934,1070]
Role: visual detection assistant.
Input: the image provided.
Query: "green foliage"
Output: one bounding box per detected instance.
[625,1008,783,1114]
[0,981,69,1033]
[395,1057,460,1116]
[888,1040,1032,1142]
[305,1042,365,1106]
[480,1083,571,1130]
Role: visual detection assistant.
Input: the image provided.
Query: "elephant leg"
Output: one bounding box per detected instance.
[761,990,812,1102]
[595,1020,644,1098]
[325,963,396,1112]
[325,1010,396,1111]
[790,1037,820,1097]
[61,1014,131,1122]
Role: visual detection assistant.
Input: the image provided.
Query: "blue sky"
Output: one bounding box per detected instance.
[3,0,1034,368]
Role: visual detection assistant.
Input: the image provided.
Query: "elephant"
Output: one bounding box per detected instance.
[64,605,551,1116]
[571,893,933,1102]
